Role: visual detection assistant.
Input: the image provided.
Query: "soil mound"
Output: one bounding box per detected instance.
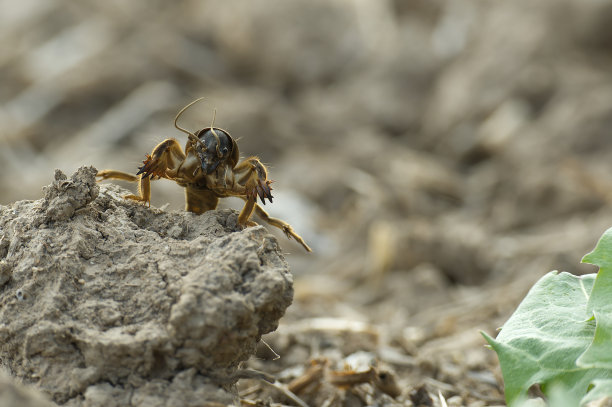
[0,166,293,406]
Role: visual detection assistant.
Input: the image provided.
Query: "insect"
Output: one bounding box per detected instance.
[97,97,312,252]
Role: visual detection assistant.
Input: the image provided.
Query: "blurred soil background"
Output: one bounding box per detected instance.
[2,0,612,405]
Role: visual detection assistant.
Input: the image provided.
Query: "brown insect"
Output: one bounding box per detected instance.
[97,97,312,252]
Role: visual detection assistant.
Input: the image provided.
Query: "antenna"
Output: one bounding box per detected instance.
[174,97,206,147]
[209,108,222,158]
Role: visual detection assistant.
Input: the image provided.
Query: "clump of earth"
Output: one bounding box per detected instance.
[0,166,293,406]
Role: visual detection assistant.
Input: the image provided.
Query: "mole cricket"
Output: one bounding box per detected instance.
[97,97,312,252]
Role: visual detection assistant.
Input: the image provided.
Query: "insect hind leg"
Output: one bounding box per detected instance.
[96,170,139,182]
[252,203,312,252]
[97,169,152,206]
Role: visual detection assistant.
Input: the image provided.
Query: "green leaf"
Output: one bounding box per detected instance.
[579,228,612,371]
[580,379,612,405]
[486,228,612,405]
[482,271,612,406]
[577,311,612,369]
[582,227,612,315]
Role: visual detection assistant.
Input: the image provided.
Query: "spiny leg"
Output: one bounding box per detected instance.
[137,139,186,179]
[215,156,273,227]
[125,175,152,205]
[131,138,186,205]
[220,157,270,227]
[95,169,150,205]
[215,157,312,251]
[252,201,312,252]
[211,156,272,205]
[206,183,257,225]
[234,156,273,204]
[96,170,139,182]
[204,182,258,228]
[97,139,186,206]
[238,198,256,226]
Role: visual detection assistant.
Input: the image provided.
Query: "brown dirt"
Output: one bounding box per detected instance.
[0,167,293,406]
[2,0,612,406]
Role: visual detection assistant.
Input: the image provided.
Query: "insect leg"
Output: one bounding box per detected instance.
[96,169,150,205]
[238,198,256,226]
[96,170,139,182]
[251,202,312,252]
[98,139,186,207]
[137,139,186,179]
[233,156,273,204]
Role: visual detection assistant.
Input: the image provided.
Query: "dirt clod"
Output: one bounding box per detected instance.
[42,167,99,223]
[0,167,293,406]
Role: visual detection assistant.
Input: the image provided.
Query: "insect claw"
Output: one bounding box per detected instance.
[257,185,266,204]
[137,154,152,176]
[261,180,273,204]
